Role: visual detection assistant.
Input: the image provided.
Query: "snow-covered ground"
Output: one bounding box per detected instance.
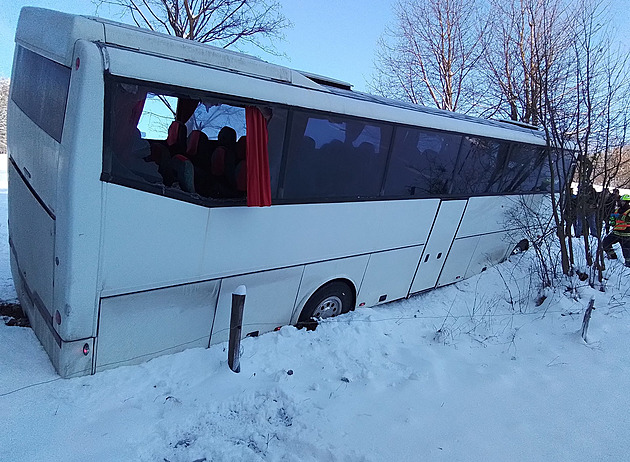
[1,189,629,462]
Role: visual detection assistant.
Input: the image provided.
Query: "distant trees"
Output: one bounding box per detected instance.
[373,0,630,288]
[95,0,289,53]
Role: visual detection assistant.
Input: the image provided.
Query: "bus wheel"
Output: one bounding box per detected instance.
[297,281,354,330]
[512,239,529,254]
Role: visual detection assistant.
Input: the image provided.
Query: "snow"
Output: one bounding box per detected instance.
[1,188,630,462]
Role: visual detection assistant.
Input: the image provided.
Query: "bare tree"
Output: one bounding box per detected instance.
[0,78,9,155]
[95,0,289,53]
[481,0,574,125]
[371,0,486,112]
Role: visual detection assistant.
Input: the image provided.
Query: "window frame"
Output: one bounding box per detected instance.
[101,76,551,208]
[101,74,289,208]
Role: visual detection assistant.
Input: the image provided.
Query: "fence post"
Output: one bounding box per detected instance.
[581,298,595,342]
[228,285,246,373]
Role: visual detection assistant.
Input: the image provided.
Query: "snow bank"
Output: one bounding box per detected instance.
[1,189,630,461]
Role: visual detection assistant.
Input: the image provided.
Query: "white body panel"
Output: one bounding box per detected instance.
[100,187,440,295]
[96,280,220,372]
[210,267,304,345]
[464,232,513,279]
[358,246,425,306]
[288,255,371,325]
[410,200,467,293]
[8,164,55,313]
[6,104,60,214]
[53,40,105,341]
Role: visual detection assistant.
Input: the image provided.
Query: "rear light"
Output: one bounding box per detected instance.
[75,57,80,70]
[82,343,90,356]
[54,310,61,325]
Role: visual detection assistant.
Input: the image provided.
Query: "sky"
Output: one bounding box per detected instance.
[0,0,394,92]
[2,187,630,460]
[1,1,628,93]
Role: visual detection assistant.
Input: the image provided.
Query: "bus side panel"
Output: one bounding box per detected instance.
[357,246,425,307]
[8,162,55,316]
[434,195,531,288]
[100,184,211,294]
[205,200,440,283]
[436,235,479,287]
[457,195,522,238]
[96,280,220,372]
[99,197,440,295]
[410,200,467,294]
[6,98,60,215]
[463,232,513,279]
[209,267,304,346]
[53,40,106,341]
[290,255,370,325]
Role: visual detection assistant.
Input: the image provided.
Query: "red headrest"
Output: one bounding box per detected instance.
[167,121,186,148]
[187,130,208,158]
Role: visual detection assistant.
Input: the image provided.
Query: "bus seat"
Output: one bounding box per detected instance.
[186,130,209,158]
[172,154,195,193]
[210,145,239,197]
[236,135,247,161]
[166,121,187,155]
[235,159,247,194]
[357,142,376,157]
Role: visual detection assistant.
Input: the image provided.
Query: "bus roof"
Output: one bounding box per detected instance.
[15,7,546,145]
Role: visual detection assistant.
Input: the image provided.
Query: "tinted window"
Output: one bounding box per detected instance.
[451,137,511,195]
[501,144,546,193]
[543,147,575,192]
[281,112,392,199]
[11,46,71,143]
[384,127,461,197]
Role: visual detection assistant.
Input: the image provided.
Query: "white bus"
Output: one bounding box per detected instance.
[8,8,566,378]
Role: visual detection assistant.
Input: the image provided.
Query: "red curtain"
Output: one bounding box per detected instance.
[245,107,272,207]
[176,98,199,123]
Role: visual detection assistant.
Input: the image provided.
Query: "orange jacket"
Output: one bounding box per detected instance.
[613,208,630,237]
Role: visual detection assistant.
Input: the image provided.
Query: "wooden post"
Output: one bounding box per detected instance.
[581,298,595,342]
[228,285,246,373]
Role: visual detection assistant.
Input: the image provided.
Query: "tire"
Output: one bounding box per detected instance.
[297,281,354,330]
[512,239,529,254]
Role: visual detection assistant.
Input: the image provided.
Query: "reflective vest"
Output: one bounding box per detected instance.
[613,208,630,237]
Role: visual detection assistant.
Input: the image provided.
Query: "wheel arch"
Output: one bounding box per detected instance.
[290,277,357,325]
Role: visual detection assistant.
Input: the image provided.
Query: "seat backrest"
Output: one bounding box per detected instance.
[166,121,187,155]
[235,160,247,193]
[211,146,228,176]
[236,136,247,162]
[186,130,209,158]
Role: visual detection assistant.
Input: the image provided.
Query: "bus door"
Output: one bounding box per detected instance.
[409,199,467,294]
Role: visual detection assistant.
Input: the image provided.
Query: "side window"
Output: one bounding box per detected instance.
[281,111,391,199]
[501,144,546,193]
[104,79,280,205]
[384,127,461,197]
[451,137,510,195]
[11,46,71,143]
[543,147,575,193]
